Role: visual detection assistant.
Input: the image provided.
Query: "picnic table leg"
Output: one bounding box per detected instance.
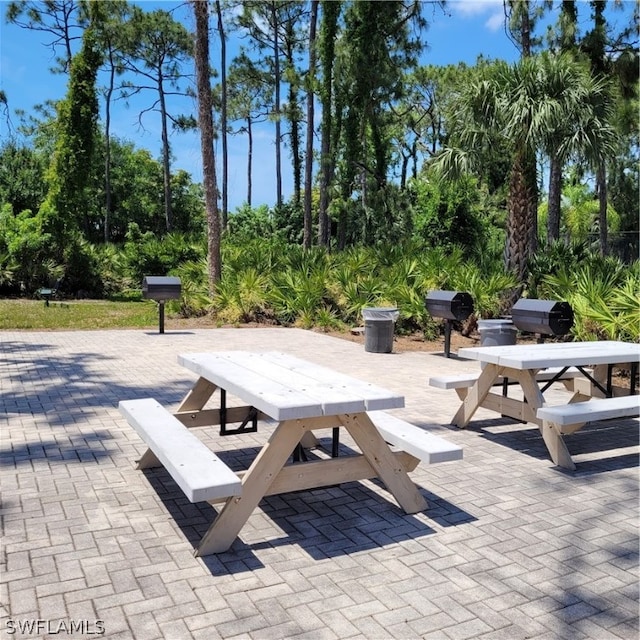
[178,377,218,412]
[340,412,427,514]
[452,363,501,427]
[196,419,306,556]
[540,421,576,470]
[516,371,575,470]
[136,448,161,470]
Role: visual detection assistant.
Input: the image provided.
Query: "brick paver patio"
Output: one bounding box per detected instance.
[1,328,638,639]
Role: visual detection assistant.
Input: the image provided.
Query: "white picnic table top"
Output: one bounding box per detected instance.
[458,340,640,370]
[177,351,404,421]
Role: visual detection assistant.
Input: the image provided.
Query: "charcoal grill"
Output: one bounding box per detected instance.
[425,290,474,357]
[511,298,573,343]
[142,276,182,334]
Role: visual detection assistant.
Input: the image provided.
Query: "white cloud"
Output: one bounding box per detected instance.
[448,1,505,34]
[451,0,504,18]
[485,11,505,32]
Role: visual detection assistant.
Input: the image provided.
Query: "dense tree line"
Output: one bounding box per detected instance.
[0,0,637,298]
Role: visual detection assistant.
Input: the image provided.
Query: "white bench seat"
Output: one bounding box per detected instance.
[534,395,639,470]
[368,411,463,464]
[119,398,242,503]
[537,395,639,428]
[429,366,581,390]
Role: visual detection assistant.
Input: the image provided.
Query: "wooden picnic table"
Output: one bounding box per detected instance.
[449,340,639,469]
[120,351,462,555]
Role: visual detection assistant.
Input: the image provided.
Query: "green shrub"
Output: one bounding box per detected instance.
[540,256,639,342]
[412,176,491,259]
[123,223,203,283]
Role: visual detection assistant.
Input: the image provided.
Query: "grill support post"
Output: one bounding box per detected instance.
[158,301,165,334]
[444,320,453,358]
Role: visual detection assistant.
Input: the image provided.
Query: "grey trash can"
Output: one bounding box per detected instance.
[362,307,399,353]
[478,319,517,348]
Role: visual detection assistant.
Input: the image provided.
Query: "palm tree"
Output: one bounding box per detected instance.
[433,53,616,290]
[531,52,617,245]
[434,59,537,288]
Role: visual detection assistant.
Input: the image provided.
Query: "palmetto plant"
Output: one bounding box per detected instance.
[417,246,467,291]
[173,258,212,316]
[386,281,436,336]
[314,305,344,332]
[92,243,134,298]
[212,267,270,324]
[541,257,638,341]
[607,276,640,342]
[268,268,329,326]
[0,252,15,288]
[451,264,518,319]
[284,244,330,275]
[333,280,374,323]
[174,236,635,343]
[221,237,287,275]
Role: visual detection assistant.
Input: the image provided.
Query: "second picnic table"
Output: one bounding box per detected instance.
[431,340,639,470]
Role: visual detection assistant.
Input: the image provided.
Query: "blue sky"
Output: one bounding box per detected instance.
[0,1,634,211]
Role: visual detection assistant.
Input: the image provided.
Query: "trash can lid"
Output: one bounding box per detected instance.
[477,319,515,328]
[362,307,399,321]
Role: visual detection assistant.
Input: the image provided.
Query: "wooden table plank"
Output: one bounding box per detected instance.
[459,341,640,370]
[178,352,324,420]
[258,351,405,411]
[179,351,404,419]
[214,351,368,414]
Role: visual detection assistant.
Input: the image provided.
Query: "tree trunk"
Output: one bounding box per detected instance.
[104,53,114,243]
[288,76,301,206]
[597,161,608,256]
[317,0,339,248]
[215,0,228,229]
[411,138,418,181]
[400,153,408,190]
[271,2,282,208]
[158,76,173,232]
[512,0,538,262]
[547,154,563,244]
[303,0,318,250]
[506,150,538,287]
[193,0,221,289]
[247,116,253,207]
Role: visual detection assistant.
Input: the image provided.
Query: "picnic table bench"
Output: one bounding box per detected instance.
[119,398,242,502]
[429,366,581,398]
[536,396,639,470]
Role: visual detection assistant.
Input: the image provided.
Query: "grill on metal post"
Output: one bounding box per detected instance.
[425,291,474,357]
[142,276,182,334]
[511,299,574,343]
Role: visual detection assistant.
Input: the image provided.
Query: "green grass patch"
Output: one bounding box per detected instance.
[0,299,163,330]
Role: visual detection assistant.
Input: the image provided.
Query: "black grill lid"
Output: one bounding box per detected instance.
[425,291,474,322]
[511,298,573,335]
